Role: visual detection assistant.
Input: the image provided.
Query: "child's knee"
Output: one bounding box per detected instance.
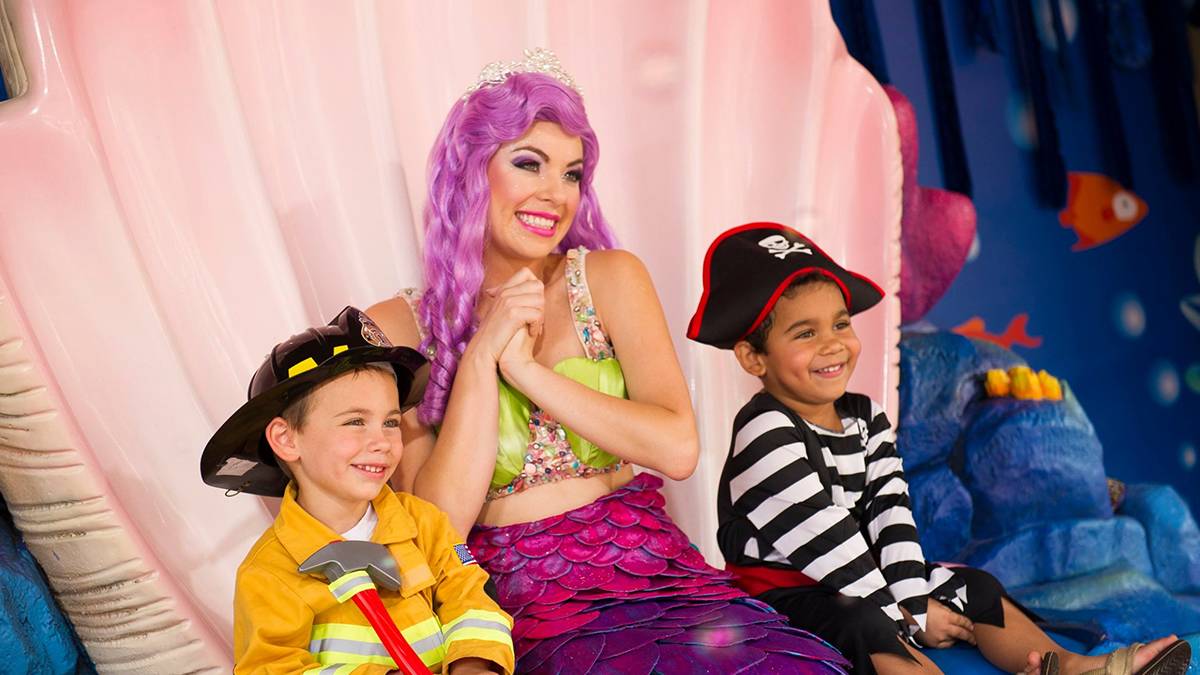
[955,567,1005,604]
[831,595,900,638]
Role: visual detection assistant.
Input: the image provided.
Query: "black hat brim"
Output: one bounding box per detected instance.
[687,222,886,349]
[199,346,428,497]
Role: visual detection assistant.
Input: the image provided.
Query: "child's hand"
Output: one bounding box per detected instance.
[446,656,503,675]
[914,598,976,649]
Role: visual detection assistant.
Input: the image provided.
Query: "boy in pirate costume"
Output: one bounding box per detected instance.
[687,223,1188,675]
[201,307,514,675]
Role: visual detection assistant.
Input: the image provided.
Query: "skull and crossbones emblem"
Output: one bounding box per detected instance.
[758,234,813,260]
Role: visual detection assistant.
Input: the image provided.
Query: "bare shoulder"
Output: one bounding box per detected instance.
[584,248,647,275]
[365,295,422,350]
[583,249,666,339]
[583,248,654,301]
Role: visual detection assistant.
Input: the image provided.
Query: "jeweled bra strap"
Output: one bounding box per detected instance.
[565,247,614,362]
[395,287,432,357]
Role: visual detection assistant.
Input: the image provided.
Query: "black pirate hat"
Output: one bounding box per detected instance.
[687,222,884,349]
[200,306,428,497]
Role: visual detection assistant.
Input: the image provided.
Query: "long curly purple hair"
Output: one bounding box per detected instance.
[417,73,618,424]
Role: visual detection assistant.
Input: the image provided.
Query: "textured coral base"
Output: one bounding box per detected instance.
[469,474,848,674]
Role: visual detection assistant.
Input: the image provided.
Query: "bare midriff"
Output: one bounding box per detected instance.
[476,463,635,527]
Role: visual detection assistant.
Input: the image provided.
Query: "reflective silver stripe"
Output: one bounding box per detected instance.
[306,665,357,675]
[409,631,445,653]
[328,575,373,601]
[311,633,445,661]
[444,618,512,638]
[309,637,391,658]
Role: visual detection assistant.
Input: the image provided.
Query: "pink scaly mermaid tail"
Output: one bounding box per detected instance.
[468,474,849,674]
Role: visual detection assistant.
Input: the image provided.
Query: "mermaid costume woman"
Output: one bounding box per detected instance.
[418,248,848,674]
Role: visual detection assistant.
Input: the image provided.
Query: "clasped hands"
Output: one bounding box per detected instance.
[474,267,545,378]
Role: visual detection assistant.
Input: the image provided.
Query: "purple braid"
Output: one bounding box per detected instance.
[417,72,618,425]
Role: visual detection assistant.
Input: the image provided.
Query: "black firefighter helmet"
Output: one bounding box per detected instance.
[200,306,428,497]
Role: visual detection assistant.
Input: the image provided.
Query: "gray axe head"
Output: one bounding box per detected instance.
[299,540,402,591]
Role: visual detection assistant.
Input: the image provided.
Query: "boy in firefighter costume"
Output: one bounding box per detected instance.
[201,307,514,675]
[686,223,1189,675]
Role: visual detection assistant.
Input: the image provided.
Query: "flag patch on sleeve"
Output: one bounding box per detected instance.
[453,543,477,566]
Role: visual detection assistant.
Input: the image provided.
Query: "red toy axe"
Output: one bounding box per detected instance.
[301,541,431,675]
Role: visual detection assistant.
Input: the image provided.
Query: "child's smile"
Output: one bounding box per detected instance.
[351,463,388,476]
[812,362,849,378]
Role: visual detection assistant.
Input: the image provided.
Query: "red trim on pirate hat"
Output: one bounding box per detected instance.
[687,222,884,349]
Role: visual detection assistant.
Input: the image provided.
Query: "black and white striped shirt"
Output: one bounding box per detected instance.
[718,391,964,635]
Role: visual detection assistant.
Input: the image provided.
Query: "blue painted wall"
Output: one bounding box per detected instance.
[839,0,1200,514]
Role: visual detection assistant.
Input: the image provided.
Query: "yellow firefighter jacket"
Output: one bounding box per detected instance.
[233,483,514,675]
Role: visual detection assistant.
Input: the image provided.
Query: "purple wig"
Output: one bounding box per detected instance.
[418,72,618,424]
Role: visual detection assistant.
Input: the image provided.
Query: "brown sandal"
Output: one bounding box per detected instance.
[1135,639,1191,675]
[1040,651,1060,675]
[1079,640,1192,675]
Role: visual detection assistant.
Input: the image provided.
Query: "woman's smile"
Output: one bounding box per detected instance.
[516,210,559,237]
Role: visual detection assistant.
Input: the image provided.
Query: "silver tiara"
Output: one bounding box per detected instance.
[462,48,581,100]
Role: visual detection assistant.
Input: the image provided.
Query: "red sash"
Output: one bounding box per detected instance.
[725,563,819,597]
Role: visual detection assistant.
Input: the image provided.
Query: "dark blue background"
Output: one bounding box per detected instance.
[836,0,1200,513]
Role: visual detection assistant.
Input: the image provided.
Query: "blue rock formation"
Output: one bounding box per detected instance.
[0,498,93,674]
[1010,565,1200,643]
[906,464,973,562]
[962,393,1112,539]
[1120,484,1200,594]
[963,517,1153,588]
[898,332,1024,472]
[899,331,1200,671]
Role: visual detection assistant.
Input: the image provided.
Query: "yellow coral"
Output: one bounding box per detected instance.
[984,365,1064,401]
[1038,369,1063,401]
[985,369,1011,397]
[1009,366,1044,400]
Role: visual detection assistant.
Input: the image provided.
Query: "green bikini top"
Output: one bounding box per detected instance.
[405,247,628,501]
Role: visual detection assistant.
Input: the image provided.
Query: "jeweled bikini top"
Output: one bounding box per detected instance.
[403,247,627,501]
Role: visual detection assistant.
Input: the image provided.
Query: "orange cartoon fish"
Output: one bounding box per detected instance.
[1058,172,1148,251]
[952,313,1043,350]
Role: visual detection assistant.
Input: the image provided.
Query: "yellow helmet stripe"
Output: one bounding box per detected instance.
[287,357,319,378]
